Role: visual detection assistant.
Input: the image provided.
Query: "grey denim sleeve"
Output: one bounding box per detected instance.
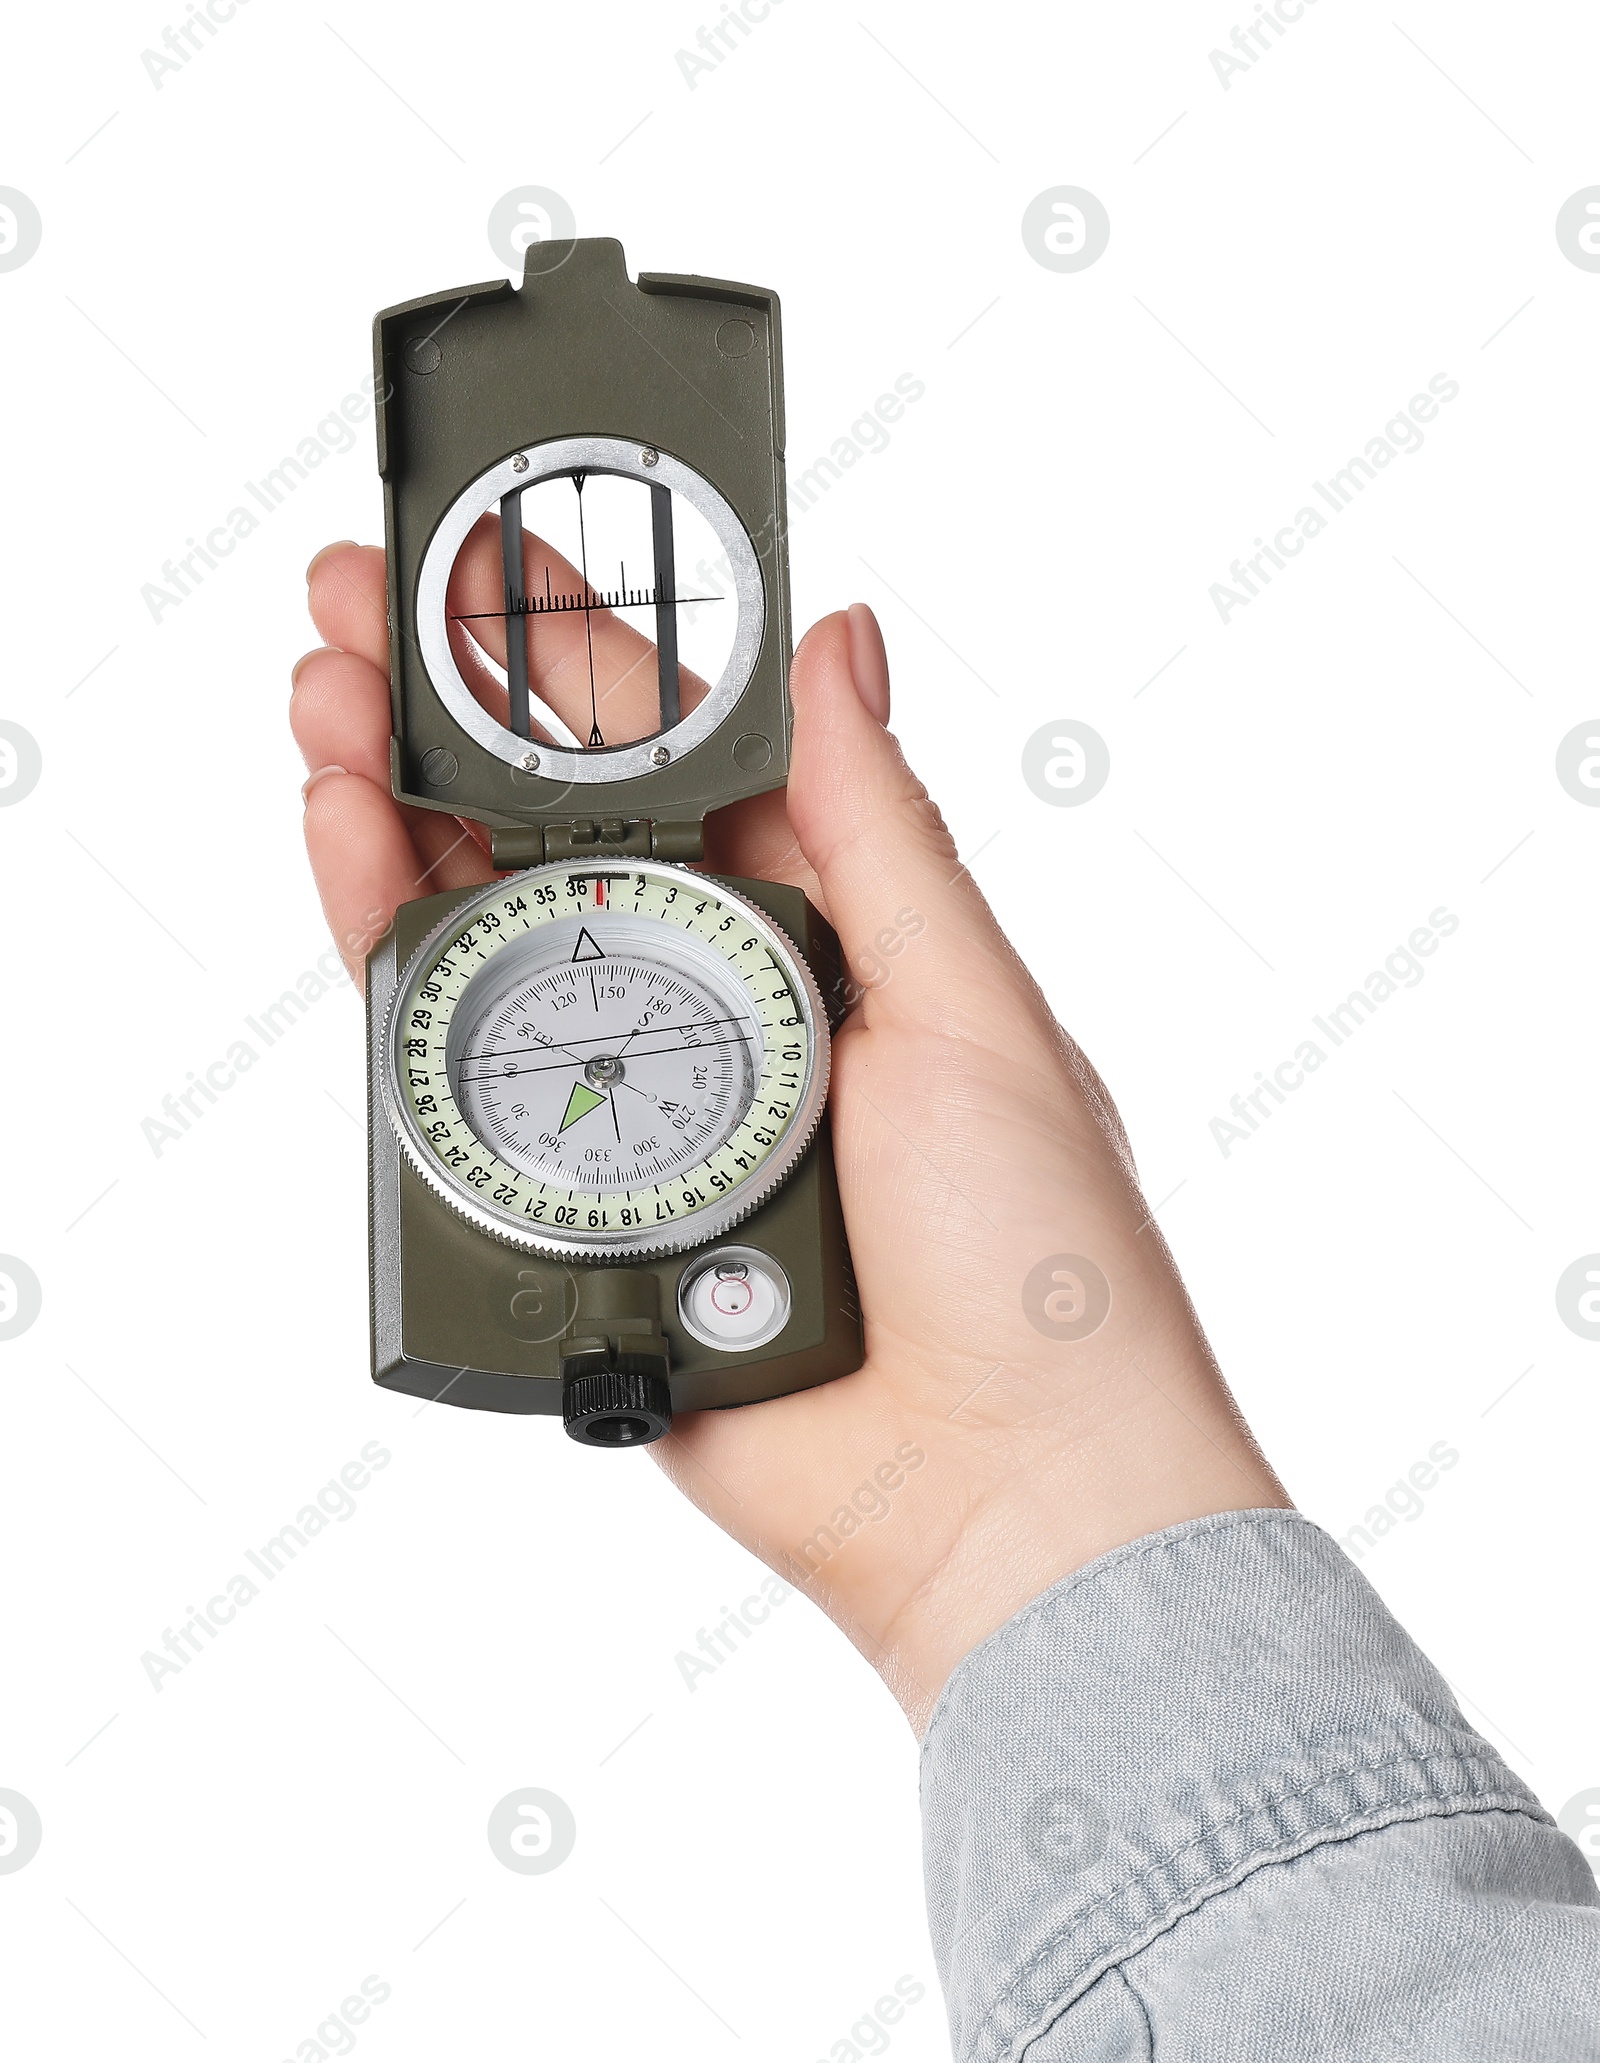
[918,1509,1600,2063]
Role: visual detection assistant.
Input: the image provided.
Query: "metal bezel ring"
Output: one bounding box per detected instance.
[380,862,830,1260]
[414,437,766,783]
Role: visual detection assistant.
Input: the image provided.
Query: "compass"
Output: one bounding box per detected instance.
[365,239,862,1445]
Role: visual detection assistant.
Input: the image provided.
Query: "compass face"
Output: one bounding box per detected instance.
[384,861,828,1257]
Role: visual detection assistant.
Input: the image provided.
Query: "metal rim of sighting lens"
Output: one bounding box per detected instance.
[415,436,766,783]
[381,860,830,1260]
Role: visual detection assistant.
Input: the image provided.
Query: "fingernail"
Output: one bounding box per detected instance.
[306,541,358,584]
[302,764,347,800]
[291,645,342,691]
[845,603,890,725]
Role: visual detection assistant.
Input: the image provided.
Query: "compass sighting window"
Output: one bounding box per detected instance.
[416,437,764,785]
[446,471,737,752]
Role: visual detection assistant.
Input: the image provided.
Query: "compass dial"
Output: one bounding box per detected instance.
[383,861,828,1258]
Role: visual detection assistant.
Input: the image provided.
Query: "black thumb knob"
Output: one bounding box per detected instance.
[562,1369,672,1448]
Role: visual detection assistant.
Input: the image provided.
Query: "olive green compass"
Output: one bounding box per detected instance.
[365,238,862,1445]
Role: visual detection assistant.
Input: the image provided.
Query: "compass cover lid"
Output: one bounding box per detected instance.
[372,238,792,865]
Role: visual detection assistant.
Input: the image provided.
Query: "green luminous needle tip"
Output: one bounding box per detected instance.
[558,1082,607,1132]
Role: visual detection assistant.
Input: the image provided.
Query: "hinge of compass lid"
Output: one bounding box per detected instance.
[489,819,703,869]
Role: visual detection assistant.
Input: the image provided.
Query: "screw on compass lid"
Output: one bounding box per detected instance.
[562,1368,672,1448]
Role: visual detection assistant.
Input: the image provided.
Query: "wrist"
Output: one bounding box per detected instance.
[780,1351,1290,1734]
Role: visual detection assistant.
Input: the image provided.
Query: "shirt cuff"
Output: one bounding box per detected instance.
[918,1508,1548,2063]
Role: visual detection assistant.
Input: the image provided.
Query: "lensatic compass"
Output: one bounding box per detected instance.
[366,238,862,1446]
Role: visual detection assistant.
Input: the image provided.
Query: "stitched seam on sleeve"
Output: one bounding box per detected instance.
[1001,1745,1526,1991]
[1078,1742,1538,1928]
[948,1732,1534,1988]
[974,1790,1551,2063]
[921,1508,1314,1758]
[941,1739,1534,1984]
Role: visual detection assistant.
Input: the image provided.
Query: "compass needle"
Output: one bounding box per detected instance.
[558,1083,608,1132]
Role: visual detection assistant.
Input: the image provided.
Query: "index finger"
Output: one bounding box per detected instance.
[307,543,388,670]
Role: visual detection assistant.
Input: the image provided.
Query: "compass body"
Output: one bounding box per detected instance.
[365,239,863,1441]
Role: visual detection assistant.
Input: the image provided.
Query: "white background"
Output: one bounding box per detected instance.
[2,1,1597,2055]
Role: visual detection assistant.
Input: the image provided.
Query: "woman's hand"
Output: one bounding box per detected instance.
[292,536,1288,1732]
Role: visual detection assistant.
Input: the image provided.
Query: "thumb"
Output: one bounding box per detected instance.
[787,607,1035,1035]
